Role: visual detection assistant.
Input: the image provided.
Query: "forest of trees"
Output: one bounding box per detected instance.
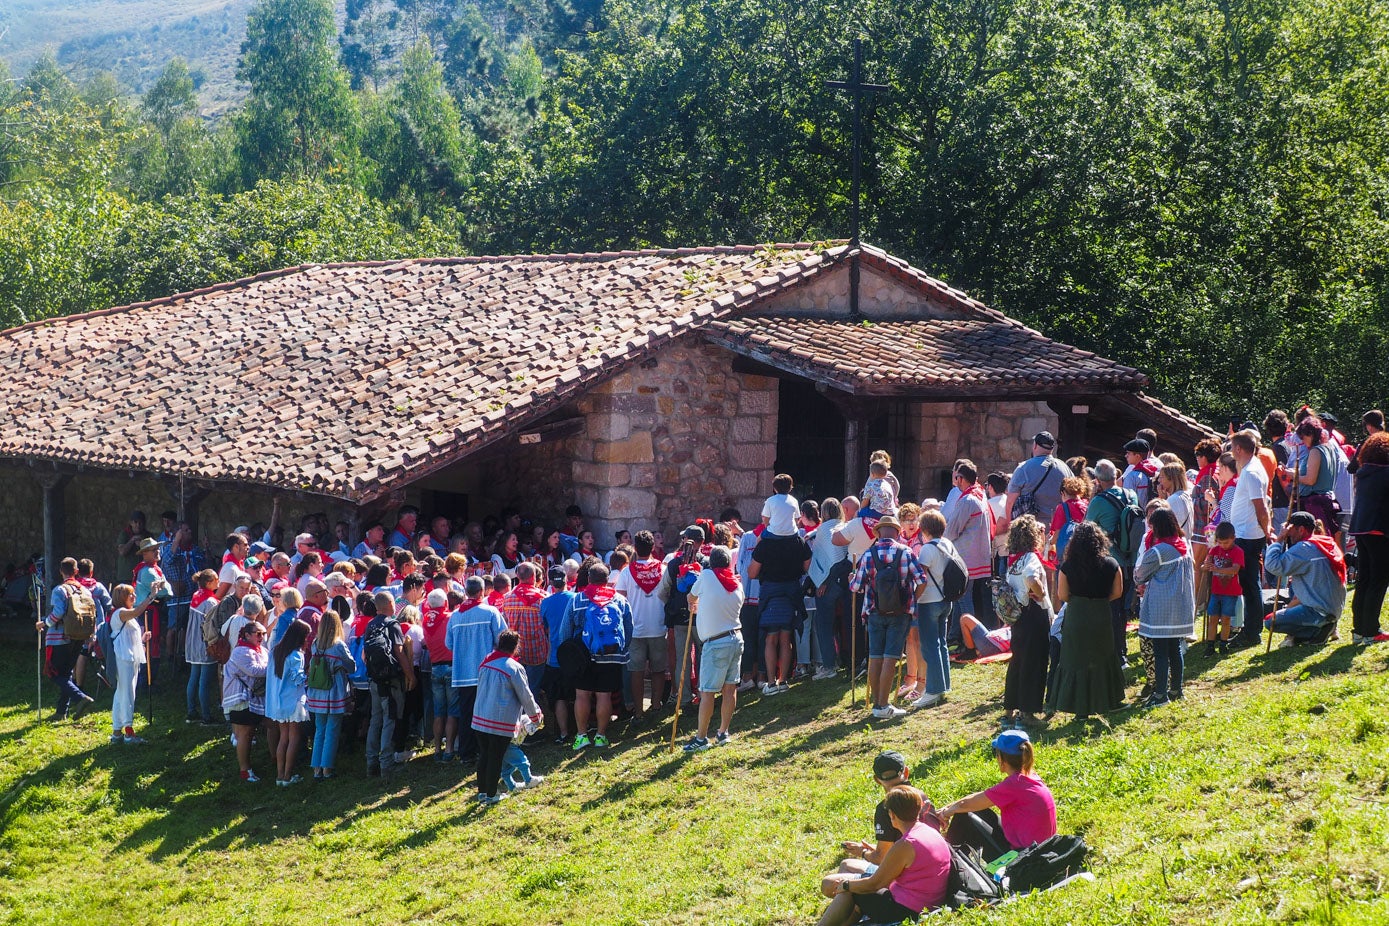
[3,0,1387,429]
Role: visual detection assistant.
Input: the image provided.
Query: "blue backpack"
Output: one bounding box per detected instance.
[581,598,627,656]
[348,627,369,686]
[1055,501,1081,565]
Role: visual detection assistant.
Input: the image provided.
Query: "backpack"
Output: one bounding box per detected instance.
[870,545,912,616]
[943,844,1005,909]
[1013,462,1058,519]
[362,616,402,683]
[663,558,698,628]
[991,561,1028,625]
[1054,501,1082,565]
[1002,834,1089,893]
[580,596,627,656]
[61,582,97,642]
[1097,490,1144,559]
[925,539,969,603]
[205,595,240,664]
[348,627,369,687]
[306,650,333,690]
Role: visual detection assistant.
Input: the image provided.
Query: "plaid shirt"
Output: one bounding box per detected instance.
[848,538,925,617]
[498,588,549,666]
[160,544,206,607]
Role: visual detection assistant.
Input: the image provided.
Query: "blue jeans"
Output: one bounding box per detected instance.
[525,664,546,702]
[1268,605,1336,641]
[915,601,951,696]
[185,662,217,721]
[501,742,531,789]
[312,713,342,769]
[813,574,845,668]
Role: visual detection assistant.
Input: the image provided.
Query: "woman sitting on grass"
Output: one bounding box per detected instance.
[817,786,952,926]
[939,729,1056,862]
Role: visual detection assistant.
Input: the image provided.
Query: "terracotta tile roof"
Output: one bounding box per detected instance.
[704,313,1147,396]
[0,242,1159,502]
[0,245,841,501]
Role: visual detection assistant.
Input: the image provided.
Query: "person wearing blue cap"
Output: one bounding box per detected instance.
[938,729,1056,862]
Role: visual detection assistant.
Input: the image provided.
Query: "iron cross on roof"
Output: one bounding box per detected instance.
[827,38,887,316]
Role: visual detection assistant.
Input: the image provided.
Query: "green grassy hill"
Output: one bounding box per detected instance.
[2,0,286,117]
[1,621,1386,924]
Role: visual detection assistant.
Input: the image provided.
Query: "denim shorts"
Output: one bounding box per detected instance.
[1207,594,1240,618]
[697,634,744,692]
[866,612,911,660]
[431,664,461,719]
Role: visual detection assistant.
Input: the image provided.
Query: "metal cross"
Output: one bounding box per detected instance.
[827,38,887,313]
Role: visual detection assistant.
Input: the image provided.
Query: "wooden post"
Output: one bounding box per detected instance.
[37,472,71,594]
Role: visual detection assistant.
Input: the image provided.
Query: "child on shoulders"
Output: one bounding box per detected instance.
[760,473,801,538]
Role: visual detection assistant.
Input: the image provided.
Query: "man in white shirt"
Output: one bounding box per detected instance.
[830,496,873,560]
[681,546,746,752]
[614,531,668,720]
[1229,429,1272,648]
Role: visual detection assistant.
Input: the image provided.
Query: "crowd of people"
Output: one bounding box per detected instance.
[31,404,1387,906]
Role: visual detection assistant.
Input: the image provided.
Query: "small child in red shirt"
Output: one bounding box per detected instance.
[1200,521,1244,654]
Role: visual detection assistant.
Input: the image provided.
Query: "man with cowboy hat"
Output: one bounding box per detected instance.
[134,537,173,681]
[848,515,926,720]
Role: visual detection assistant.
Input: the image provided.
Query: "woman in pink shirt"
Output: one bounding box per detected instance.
[816,786,952,925]
[940,729,1057,861]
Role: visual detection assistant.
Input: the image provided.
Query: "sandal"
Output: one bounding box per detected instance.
[895,677,919,699]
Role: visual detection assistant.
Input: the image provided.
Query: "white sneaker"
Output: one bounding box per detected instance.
[394,749,414,764]
[761,682,783,696]
[522,775,545,790]
[736,679,756,693]
[776,682,791,694]
[911,692,943,709]
[812,665,838,681]
[870,705,907,720]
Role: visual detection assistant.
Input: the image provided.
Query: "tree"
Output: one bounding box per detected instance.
[129,59,212,198]
[232,0,359,185]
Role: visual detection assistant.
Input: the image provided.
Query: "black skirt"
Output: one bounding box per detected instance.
[1003,601,1050,714]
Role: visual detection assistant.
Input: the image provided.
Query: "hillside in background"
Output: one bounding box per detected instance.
[2,0,265,116]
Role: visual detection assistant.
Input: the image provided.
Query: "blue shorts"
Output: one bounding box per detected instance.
[866,612,911,660]
[697,634,745,692]
[431,664,461,719]
[1207,594,1240,618]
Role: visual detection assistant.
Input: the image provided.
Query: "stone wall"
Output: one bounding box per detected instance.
[0,463,344,587]
[908,400,1059,500]
[570,340,778,543]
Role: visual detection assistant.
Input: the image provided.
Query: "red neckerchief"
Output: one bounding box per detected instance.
[1218,475,1238,503]
[1305,534,1348,584]
[1137,458,1159,478]
[712,567,740,592]
[236,639,262,653]
[678,561,703,578]
[629,558,663,593]
[486,590,506,607]
[752,524,766,538]
[191,589,217,609]
[1007,552,1031,568]
[76,576,97,590]
[351,615,372,637]
[457,597,484,616]
[583,583,617,606]
[1145,532,1189,557]
[1195,462,1218,487]
[508,583,546,607]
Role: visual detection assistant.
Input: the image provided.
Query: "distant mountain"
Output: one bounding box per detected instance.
[0,1,331,117]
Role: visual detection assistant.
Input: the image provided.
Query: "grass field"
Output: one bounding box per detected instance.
[2,618,1387,925]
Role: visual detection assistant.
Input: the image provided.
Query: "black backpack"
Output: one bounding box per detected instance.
[925,539,969,603]
[944,844,1004,909]
[871,546,912,616]
[1003,834,1089,893]
[362,616,402,683]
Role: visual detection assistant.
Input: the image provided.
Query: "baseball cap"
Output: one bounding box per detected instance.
[548,566,568,585]
[1123,439,1151,455]
[1287,511,1317,531]
[1033,431,1057,449]
[872,751,909,781]
[681,525,705,543]
[991,729,1032,756]
[250,541,275,556]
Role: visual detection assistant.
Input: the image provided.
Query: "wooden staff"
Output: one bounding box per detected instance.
[849,591,859,708]
[668,599,698,751]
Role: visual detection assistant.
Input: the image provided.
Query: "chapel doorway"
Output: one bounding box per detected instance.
[774,379,847,501]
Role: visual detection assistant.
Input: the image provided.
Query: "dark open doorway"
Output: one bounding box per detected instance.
[775,379,847,501]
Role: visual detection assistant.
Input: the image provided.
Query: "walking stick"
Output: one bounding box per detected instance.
[144,611,154,726]
[35,572,44,722]
[849,591,858,708]
[669,603,698,752]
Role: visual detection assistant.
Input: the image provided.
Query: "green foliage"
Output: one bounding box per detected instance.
[232,0,359,185]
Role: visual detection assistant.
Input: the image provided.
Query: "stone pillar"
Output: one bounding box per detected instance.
[37,472,70,593]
